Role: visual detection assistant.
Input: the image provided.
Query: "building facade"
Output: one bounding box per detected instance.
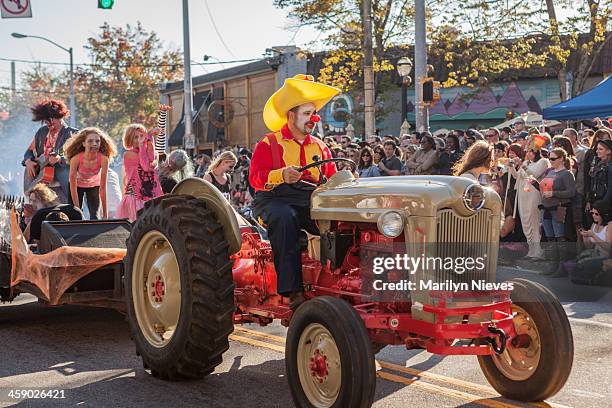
[160,46,306,153]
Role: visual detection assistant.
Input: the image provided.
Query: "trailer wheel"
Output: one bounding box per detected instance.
[478,278,573,401]
[125,195,235,380]
[286,296,376,408]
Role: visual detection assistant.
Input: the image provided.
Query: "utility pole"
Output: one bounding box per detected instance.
[414,0,429,132]
[182,0,195,149]
[10,61,15,95]
[362,0,375,140]
[11,33,76,127]
[68,47,76,127]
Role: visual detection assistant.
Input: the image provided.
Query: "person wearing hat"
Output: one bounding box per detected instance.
[511,131,529,149]
[405,135,438,175]
[249,74,340,309]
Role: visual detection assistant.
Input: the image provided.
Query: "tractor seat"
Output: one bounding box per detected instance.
[38,219,132,254]
[28,204,84,243]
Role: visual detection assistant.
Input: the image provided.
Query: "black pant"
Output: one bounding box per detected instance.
[73,186,100,220]
[252,185,318,297]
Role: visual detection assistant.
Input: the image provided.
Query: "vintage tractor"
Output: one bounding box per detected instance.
[125,159,573,408]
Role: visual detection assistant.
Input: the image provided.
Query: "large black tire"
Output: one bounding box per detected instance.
[125,195,235,380]
[286,296,376,408]
[478,278,573,401]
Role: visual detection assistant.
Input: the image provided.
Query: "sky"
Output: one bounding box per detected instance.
[0,0,321,88]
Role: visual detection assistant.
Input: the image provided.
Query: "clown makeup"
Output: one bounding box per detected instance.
[288,103,317,136]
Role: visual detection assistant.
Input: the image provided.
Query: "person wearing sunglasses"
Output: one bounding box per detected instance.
[539,148,577,276]
[485,128,500,144]
[357,146,381,178]
[372,147,384,165]
[580,200,612,258]
[585,139,612,223]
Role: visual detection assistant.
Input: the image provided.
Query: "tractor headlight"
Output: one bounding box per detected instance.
[463,183,486,212]
[377,211,404,238]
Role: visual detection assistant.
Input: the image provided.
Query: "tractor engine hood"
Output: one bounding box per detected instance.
[310,171,502,222]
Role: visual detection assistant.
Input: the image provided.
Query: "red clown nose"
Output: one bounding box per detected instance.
[310,114,321,123]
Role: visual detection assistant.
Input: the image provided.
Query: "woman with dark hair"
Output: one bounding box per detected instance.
[22,98,78,203]
[335,149,348,171]
[584,130,611,211]
[552,135,576,173]
[580,200,612,258]
[372,146,384,165]
[357,146,381,178]
[586,139,612,212]
[508,137,550,260]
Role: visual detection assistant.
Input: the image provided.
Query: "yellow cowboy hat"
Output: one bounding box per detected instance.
[263,74,341,132]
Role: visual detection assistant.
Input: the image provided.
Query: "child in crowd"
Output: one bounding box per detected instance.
[64,127,117,219]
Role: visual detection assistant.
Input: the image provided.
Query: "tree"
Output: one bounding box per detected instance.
[274,0,549,128]
[77,22,183,138]
[4,22,182,142]
[274,0,415,100]
[277,0,611,111]
[437,0,612,98]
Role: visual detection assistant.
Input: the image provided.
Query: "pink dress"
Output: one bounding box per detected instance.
[117,144,163,221]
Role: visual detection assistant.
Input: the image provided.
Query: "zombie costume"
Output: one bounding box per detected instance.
[117,140,162,221]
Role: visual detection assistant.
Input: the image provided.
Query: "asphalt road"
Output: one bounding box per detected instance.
[0,267,610,408]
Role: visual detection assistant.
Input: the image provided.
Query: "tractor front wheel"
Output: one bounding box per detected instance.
[478,278,573,401]
[125,195,235,380]
[285,296,376,408]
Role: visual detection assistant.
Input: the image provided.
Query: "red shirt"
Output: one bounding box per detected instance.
[249,124,337,191]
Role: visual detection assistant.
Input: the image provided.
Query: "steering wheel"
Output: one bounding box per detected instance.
[290,157,357,191]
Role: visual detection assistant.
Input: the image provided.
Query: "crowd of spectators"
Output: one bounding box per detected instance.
[193,117,612,285]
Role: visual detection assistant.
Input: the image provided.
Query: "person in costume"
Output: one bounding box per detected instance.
[64,127,118,219]
[249,74,340,310]
[22,99,78,203]
[117,124,163,222]
[158,149,194,194]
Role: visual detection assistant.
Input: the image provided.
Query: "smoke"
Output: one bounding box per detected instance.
[0,109,39,197]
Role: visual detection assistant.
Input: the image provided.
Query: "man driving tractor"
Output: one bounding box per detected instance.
[249,74,341,310]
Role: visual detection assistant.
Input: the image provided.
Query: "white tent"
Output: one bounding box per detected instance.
[495,111,561,129]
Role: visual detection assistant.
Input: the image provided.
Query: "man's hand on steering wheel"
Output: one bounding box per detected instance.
[282,166,303,184]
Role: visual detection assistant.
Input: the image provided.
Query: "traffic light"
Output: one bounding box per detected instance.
[422,77,441,106]
[98,0,114,9]
[422,78,434,103]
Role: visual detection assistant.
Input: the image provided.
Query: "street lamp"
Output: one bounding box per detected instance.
[12,32,76,128]
[396,57,413,128]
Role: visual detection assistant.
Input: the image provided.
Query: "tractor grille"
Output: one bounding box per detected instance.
[434,209,494,284]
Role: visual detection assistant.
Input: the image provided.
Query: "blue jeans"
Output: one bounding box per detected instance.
[540,209,565,238]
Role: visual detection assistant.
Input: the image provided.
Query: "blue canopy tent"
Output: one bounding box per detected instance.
[543,76,612,120]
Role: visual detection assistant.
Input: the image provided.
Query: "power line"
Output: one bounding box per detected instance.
[0,56,261,68]
[0,86,67,95]
[203,0,237,59]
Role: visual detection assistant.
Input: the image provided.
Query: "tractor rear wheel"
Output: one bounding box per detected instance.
[285,296,376,408]
[125,195,235,380]
[477,278,573,401]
